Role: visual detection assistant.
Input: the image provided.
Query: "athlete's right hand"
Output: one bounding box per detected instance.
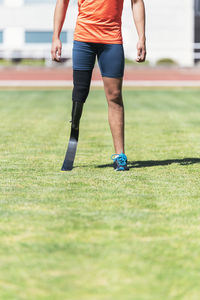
[51,38,62,62]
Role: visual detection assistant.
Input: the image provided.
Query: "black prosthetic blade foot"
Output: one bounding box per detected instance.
[61,129,79,171]
[61,101,83,171]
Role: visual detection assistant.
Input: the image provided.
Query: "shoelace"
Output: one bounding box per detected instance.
[111,153,127,166]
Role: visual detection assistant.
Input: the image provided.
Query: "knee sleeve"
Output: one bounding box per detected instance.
[72,70,92,103]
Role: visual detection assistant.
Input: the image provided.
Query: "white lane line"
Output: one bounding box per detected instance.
[1,80,200,87]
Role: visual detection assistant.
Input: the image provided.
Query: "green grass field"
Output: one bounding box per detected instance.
[0,88,200,300]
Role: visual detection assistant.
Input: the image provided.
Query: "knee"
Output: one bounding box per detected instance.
[107,89,122,105]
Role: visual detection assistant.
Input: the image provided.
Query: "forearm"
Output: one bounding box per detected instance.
[131,0,146,41]
[53,0,69,40]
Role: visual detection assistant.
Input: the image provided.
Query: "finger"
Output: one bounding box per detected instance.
[140,48,146,61]
[136,47,142,62]
[136,56,141,62]
[56,51,61,62]
[137,48,146,62]
[137,47,141,58]
[51,52,55,61]
[57,47,62,57]
[51,48,57,61]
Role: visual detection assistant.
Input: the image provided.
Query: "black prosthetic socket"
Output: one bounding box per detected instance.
[72,70,92,103]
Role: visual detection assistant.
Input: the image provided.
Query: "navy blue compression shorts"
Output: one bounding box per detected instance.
[73,40,125,78]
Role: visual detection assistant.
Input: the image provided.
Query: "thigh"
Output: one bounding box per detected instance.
[97,44,125,78]
[73,40,96,71]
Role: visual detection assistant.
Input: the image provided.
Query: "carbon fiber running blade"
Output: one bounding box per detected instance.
[61,137,78,171]
[61,102,82,172]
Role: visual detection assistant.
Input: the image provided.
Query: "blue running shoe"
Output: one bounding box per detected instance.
[111,152,129,171]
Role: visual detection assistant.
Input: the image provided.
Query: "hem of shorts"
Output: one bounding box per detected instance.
[73,67,94,71]
[72,69,124,78]
[101,73,124,78]
[74,37,123,45]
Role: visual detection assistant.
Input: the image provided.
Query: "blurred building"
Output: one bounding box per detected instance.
[0,0,199,66]
[0,0,76,61]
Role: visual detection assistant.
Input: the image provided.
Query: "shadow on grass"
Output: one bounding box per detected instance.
[97,158,200,169]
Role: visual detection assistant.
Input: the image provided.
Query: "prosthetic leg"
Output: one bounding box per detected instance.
[61,70,92,171]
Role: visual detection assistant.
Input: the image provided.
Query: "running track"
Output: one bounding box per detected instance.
[1,67,200,87]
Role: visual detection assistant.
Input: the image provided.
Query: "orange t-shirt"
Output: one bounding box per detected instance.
[74,0,124,44]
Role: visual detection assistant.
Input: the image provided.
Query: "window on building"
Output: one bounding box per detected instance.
[24,0,56,4]
[195,0,200,15]
[0,31,3,43]
[25,31,67,44]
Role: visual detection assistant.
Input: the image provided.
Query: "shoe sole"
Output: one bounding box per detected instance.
[115,167,129,171]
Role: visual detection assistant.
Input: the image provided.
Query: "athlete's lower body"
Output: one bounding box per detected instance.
[71,40,128,170]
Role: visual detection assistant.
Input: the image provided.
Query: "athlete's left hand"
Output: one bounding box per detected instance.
[51,38,62,62]
[136,40,146,63]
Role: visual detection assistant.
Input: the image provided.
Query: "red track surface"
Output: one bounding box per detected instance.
[1,67,200,81]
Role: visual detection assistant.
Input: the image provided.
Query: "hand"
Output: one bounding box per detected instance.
[136,40,146,63]
[51,38,62,62]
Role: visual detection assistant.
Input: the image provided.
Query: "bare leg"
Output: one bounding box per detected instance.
[102,77,124,154]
